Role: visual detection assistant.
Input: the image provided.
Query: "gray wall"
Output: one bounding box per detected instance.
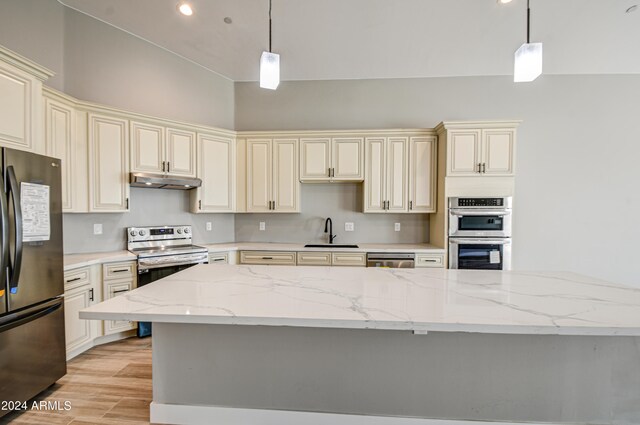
[0,0,65,90]
[63,188,234,253]
[235,76,640,287]
[235,184,428,244]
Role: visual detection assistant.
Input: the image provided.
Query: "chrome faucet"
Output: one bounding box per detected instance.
[324,217,337,244]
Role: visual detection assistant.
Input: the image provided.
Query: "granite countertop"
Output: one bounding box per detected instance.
[80,264,640,336]
[64,242,445,270]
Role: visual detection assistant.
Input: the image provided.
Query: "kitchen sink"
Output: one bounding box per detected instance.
[304,244,359,248]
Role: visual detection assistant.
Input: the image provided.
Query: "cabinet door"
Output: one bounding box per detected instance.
[246,139,272,212]
[166,128,196,177]
[272,139,299,212]
[331,137,363,181]
[299,138,331,180]
[482,129,514,175]
[0,61,40,152]
[88,113,130,212]
[44,97,75,211]
[364,137,386,212]
[386,137,408,212]
[193,134,235,212]
[448,130,481,176]
[130,120,164,174]
[409,136,436,213]
[103,280,136,335]
[64,285,93,354]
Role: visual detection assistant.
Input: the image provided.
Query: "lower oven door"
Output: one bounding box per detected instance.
[449,238,512,270]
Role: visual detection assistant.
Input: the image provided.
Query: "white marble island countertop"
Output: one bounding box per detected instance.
[80,264,640,336]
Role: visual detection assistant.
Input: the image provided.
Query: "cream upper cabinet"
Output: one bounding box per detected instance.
[408,136,437,213]
[44,93,75,211]
[300,137,363,182]
[0,45,52,154]
[191,133,235,213]
[130,120,196,177]
[247,138,299,213]
[88,113,130,212]
[442,124,517,177]
[364,137,408,213]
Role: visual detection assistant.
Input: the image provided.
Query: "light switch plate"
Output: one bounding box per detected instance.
[345,222,354,232]
[259,222,266,231]
[93,223,103,235]
[394,223,401,232]
[206,222,212,231]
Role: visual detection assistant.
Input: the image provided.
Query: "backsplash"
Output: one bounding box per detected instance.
[234,184,429,244]
[63,188,235,253]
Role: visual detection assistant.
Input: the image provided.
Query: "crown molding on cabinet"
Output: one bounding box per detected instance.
[0,45,54,81]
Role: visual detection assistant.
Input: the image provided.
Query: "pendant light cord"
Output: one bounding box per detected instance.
[526,0,530,44]
[268,0,272,53]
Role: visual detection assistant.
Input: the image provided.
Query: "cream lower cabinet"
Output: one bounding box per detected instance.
[191,133,235,212]
[0,45,51,154]
[130,120,197,177]
[299,137,363,181]
[64,266,101,360]
[102,261,137,335]
[88,112,130,212]
[364,137,408,213]
[247,138,299,212]
[440,123,518,177]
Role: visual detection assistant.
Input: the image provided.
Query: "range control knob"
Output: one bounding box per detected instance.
[177,228,183,234]
[138,229,147,236]
[129,230,137,237]
[184,227,190,234]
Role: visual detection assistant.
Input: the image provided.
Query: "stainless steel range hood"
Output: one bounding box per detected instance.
[130,173,202,190]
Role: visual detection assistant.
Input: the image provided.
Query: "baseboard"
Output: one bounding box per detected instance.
[150,402,558,425]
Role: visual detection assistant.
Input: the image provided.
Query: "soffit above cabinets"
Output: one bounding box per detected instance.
[58,0,640,82]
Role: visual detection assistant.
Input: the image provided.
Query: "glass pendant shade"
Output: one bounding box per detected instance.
[514,42,543,82]
[260,51,280,90]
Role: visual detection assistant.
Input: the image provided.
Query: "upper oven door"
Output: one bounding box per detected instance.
[449,209,512,238]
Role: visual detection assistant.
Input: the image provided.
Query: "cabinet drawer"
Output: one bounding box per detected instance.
[103,262,136,280]
[415,253,445,268]
[240,251,296,265]
[331,252,366,267]
[64,267,90,291]
[209,253,229,264]
[297,252,332,266]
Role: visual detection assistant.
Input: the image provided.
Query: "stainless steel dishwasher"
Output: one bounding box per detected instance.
[366,253,415,268]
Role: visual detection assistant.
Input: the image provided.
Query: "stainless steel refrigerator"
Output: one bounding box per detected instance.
[0,148,65,416]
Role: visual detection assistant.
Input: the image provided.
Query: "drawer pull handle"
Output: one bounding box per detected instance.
[112,289,129,295]
[112,268,129,273]
[65,277,81,283]
[211,258,225,262]
[262,257,273,260]
[422,259,438,262]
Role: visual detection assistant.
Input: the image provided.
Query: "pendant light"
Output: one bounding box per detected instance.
[514,0,542,82]
[260,0,280,90]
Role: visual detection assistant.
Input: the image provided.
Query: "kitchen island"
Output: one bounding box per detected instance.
[80,265,640,425]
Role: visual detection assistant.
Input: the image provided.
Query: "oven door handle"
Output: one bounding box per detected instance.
[449,238,511,245]
[450,210,511,216]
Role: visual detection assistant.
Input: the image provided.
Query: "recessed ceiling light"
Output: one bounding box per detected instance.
[224,17,233,24]
[626,5,638,13]
[177,2,193,16]
[497,0,513,4]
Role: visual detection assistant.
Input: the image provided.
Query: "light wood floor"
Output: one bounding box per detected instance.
[1,337,154,425]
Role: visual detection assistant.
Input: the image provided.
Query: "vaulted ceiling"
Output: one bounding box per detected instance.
[59,0,640,81]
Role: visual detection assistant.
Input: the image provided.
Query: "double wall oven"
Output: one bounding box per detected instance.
[448,197,512,270]
[128,225,208,337]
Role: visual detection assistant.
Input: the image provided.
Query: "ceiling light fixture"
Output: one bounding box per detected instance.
[514,0,542,82]
[497,0,513,4]
[177,2,193,16]
[259,0,280,90]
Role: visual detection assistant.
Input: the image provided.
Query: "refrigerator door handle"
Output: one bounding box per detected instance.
[7,166,23,294]
[0,298,62,333]
[0,173,7,298]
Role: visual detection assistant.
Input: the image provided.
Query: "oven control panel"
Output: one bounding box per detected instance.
[449,197,512,209]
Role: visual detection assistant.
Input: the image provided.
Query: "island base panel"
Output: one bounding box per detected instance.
[151,323,640,424]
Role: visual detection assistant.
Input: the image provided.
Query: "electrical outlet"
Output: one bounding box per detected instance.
[93,223,103,235]
[394,223,401,232]
[259,222,266,231]
[345,222,354,232]
[206,222,212,231]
